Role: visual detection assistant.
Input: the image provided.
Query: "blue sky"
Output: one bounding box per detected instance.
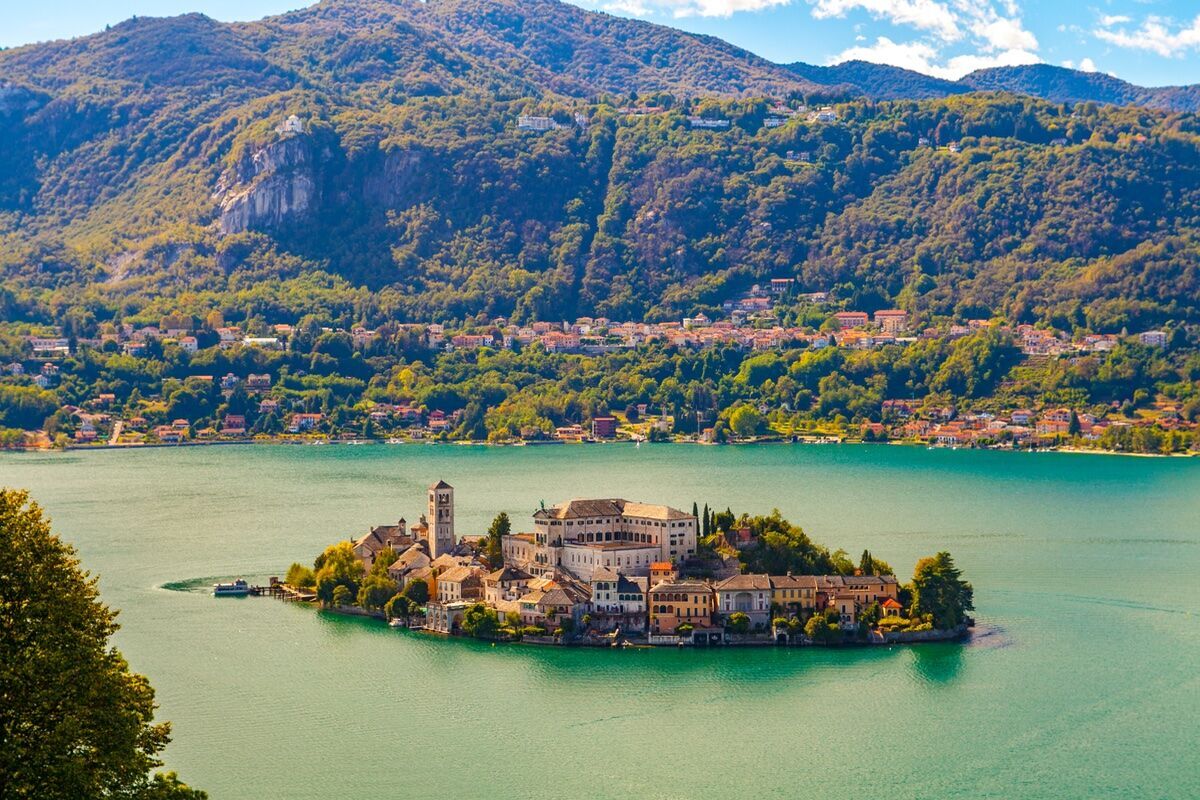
[3,0,1200,86]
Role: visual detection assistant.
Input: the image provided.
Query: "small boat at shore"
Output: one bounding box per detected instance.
[213,579,250,597]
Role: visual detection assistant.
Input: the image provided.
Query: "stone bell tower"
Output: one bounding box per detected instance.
[428,480,455,559]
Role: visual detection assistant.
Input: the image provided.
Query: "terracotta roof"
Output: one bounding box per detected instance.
[535,498,693,521]
[486,566,531,583]
[649,580,713,594]
[715,573,772,591]
[438,565,481,584]
[388,545,430,572]
[769,574,818,590]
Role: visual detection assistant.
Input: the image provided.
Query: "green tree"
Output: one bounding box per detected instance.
[285,562,316,588]
[402,578,430,606]
[910,551,975,629]
[312,541,363,605]
[357,574,397,610]
[331,584,352,607]
[858,549,893,576]
[804,608,842,644]
[484,512,510,569]
[729,405,764,438]
[0,490,206,799]
[727,611,751,634]
[385,593,413,620]
[460,603,500,639]
[369,547,398,577]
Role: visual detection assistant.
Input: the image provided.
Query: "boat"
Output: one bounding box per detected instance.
[213,579,250,597]
[386,438,404,445]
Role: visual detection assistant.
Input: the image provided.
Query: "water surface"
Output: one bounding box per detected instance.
[3,443,1198,799]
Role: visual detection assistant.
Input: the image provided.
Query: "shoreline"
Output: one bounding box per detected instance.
[7,436,1188,460]
[310,601,973,650]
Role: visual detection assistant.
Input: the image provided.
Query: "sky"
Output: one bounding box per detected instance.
[3,0,1200,86]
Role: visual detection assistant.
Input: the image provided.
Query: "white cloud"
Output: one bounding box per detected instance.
[972,16,1038,51]
[1094,14,1200,57]
[827,35,1039,79]
[602,0,792,17]
[1098,14,1131,27]
[1078,57,1097,72]
[827,36,943,73]
[941,47,1041,77]
[810,0,962,42]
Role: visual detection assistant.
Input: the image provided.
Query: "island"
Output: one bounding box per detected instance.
[275,480,975,647]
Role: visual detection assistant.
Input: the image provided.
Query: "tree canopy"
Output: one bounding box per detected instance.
[0,489,206,799]
[911,551,975,629]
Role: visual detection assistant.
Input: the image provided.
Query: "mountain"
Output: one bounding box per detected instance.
[786,60,967,100]
[961,65,1200,113]
[783,61,1200,112]
[0,0,1198,335]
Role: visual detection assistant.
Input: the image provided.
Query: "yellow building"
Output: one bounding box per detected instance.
[769,574,819,614]
[648,581,715,634]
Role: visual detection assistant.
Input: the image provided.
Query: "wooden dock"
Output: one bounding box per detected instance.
[248,581,316,602]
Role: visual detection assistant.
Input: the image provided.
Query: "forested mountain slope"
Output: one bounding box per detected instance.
[0,0,1197,336]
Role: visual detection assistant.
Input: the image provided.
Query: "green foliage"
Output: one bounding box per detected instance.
[0,489,206,799]
[804,607,842,644]
[357,574,398,610]
[736,509,841,575]
[284,562,316,589]
[384,593,413,620]
[726,611,751,634]
[402,578,430,606]
[312,541,363,606]
[331,585,352,607]
[910,551,975,629]
[484,512,510,570]
[460,603,501,639]
[858,549,893,576]
[729,405,765,439]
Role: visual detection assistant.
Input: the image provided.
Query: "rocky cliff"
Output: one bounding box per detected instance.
[215,133,321,235]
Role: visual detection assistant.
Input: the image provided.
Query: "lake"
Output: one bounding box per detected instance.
[2,442,1198,799]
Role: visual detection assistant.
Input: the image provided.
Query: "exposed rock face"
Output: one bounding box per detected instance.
[363,149,427,207]
[215,135,319,234]
[0,82,47,116]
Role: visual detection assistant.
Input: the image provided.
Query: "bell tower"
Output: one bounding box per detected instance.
[428,480,455,559]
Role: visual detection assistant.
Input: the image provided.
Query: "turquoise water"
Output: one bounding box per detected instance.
[2,443,1199,799]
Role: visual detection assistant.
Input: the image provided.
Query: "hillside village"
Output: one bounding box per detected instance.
[4,296,1193,453]
[287,480,973,647]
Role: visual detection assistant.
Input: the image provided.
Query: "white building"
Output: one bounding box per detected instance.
[1138,330,1167,347]
[518,115,560,132]
[714,573,773,629]
[689,117,731,129]
[276,114,305,136]
[561,541,660,581]
[505,498,697,578]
